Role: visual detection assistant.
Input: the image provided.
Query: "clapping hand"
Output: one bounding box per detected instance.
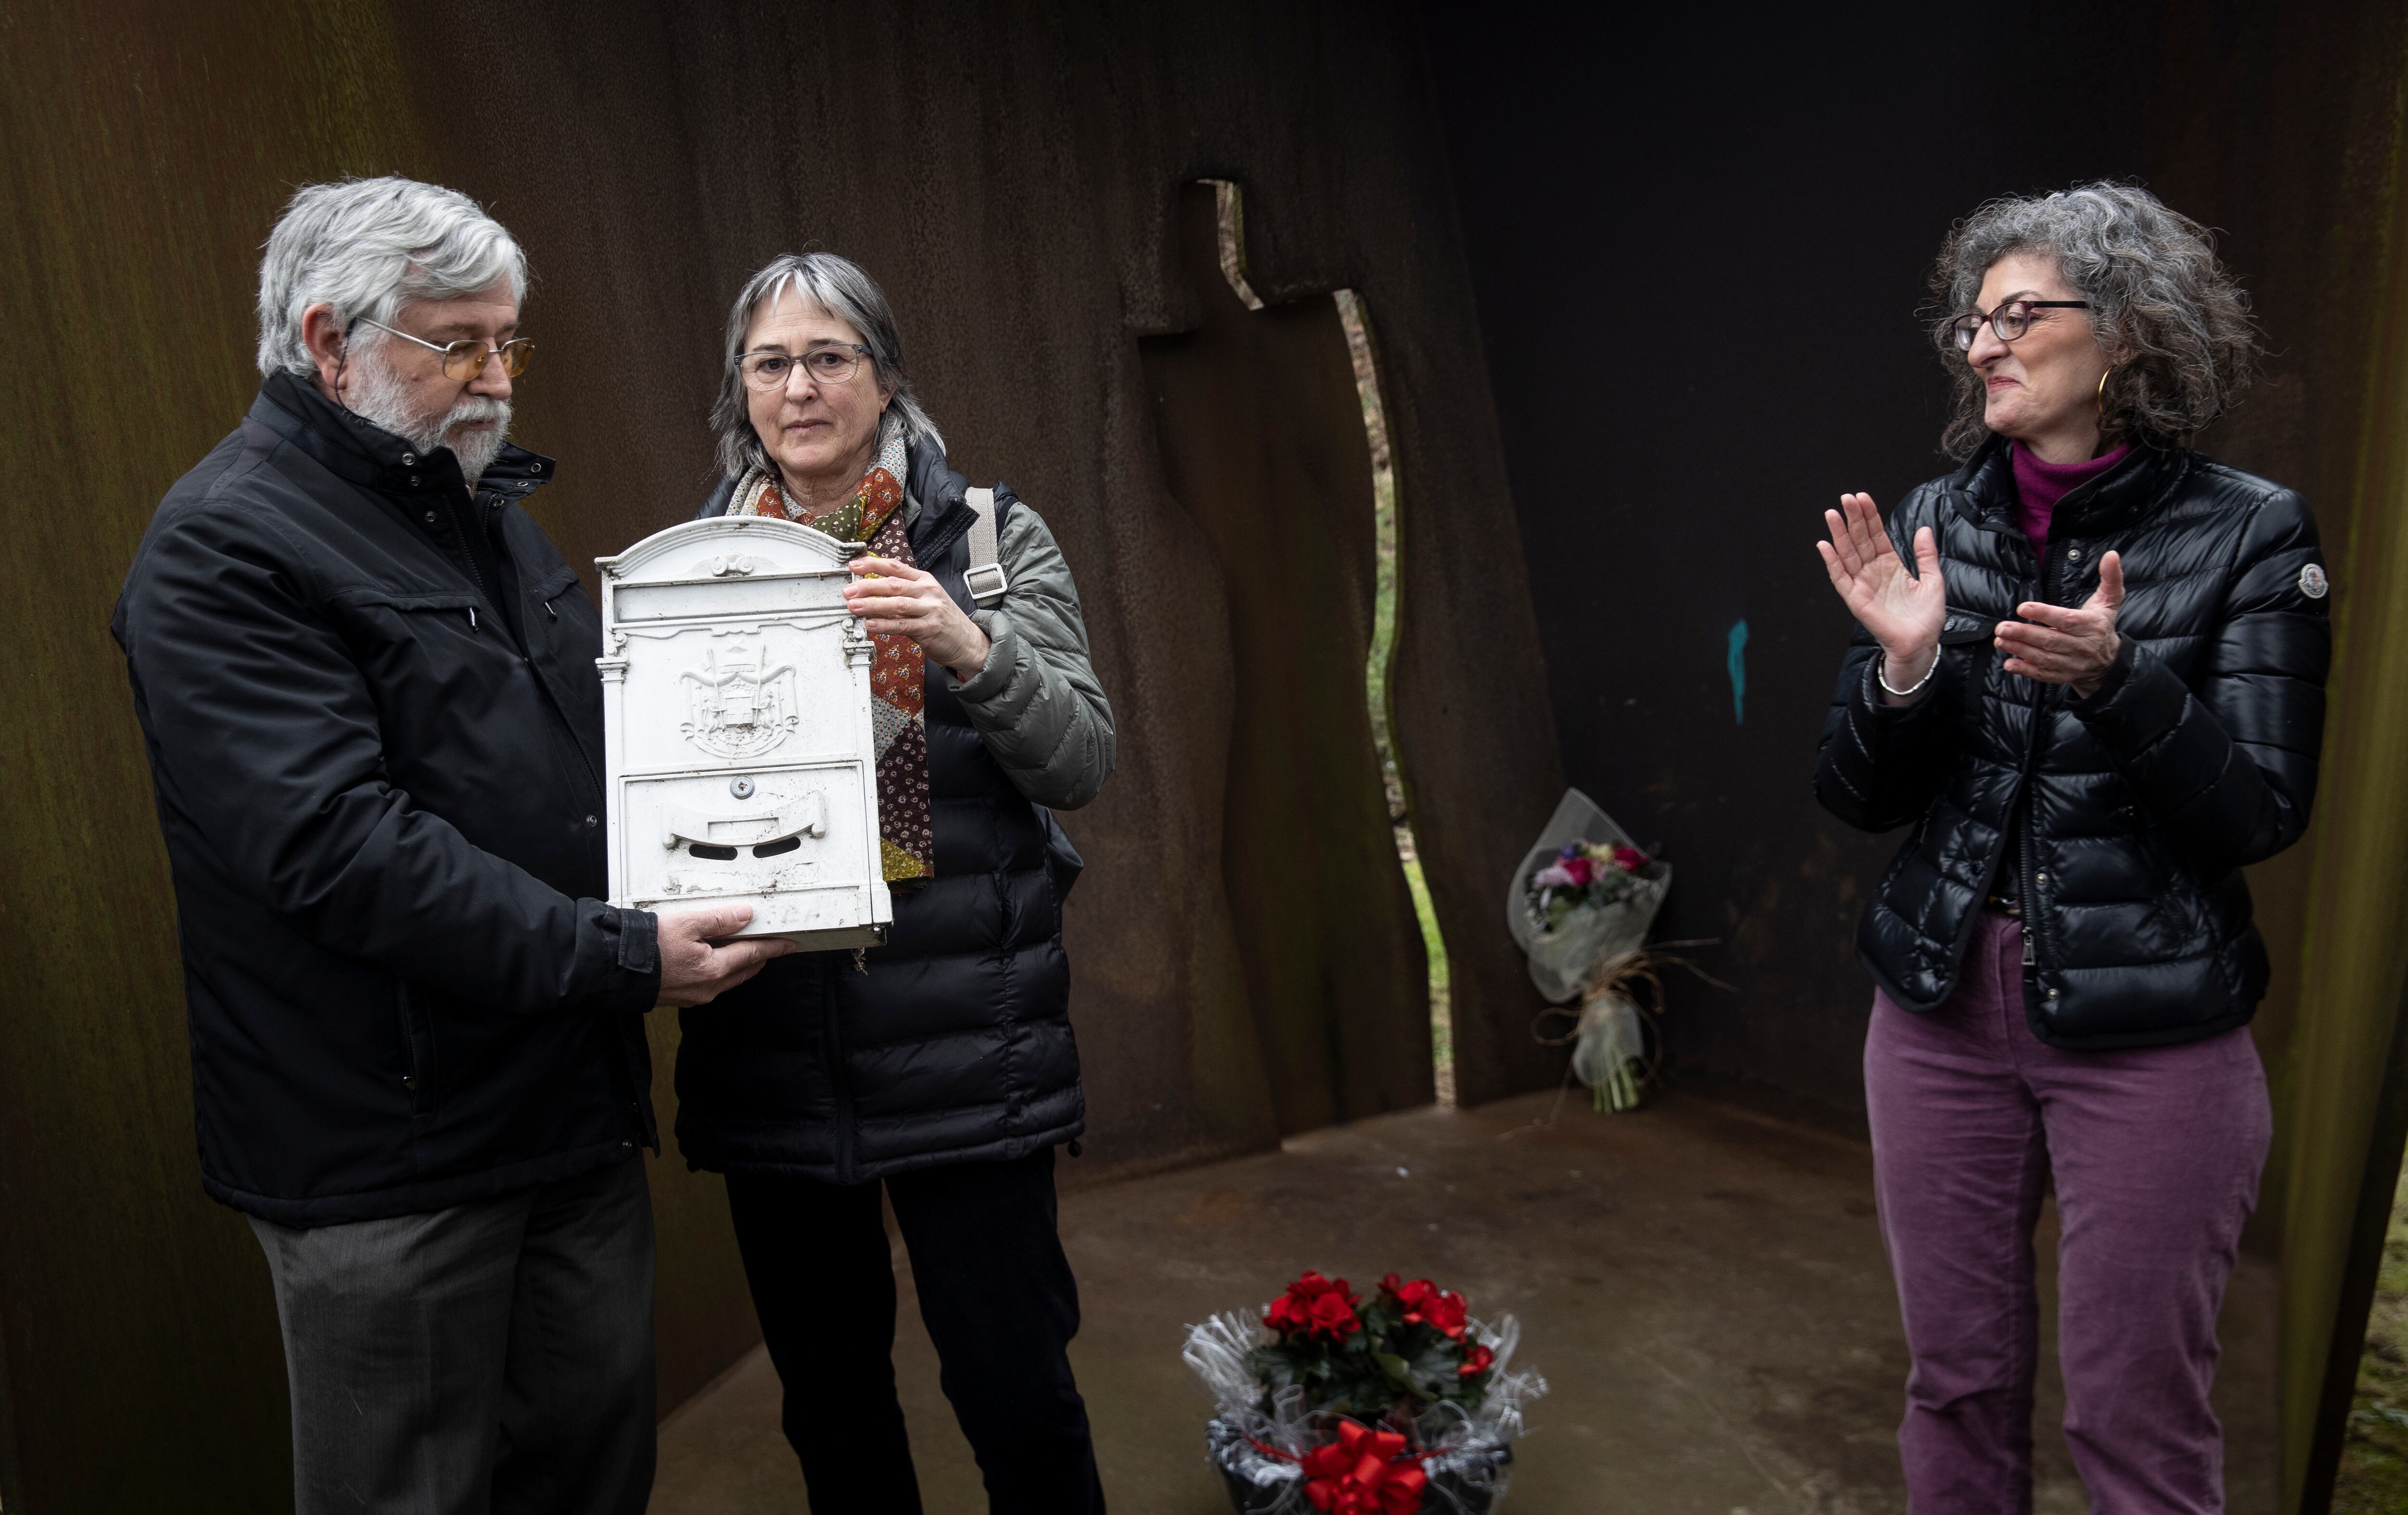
[1996,551,2124,698]
[1817,492,1945,701]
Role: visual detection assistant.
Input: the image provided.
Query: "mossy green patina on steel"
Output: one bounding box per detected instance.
[0,2,431,1506]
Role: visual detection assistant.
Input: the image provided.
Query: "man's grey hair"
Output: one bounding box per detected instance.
[1930,182,2259,459]
[256,176,527,378]
[711,252,942,480]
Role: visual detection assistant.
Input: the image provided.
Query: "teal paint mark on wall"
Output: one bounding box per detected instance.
[1727,619,1749,724]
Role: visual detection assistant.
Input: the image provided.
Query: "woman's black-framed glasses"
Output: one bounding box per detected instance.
[353,317,533,381]
[1948,299,2091,352]
[740,343,873,390]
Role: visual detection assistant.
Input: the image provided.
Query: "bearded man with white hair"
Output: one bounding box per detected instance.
[112,176,785,1513]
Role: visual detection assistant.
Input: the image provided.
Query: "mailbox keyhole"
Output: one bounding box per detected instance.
[687,843,739,860]
[754,837,801,858]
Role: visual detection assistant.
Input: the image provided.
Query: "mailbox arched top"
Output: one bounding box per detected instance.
[597,515,861,586]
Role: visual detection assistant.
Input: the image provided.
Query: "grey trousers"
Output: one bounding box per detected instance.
[249,1153,657,1515]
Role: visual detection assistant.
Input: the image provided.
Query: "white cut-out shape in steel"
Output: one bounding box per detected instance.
[679,642,798,758]
[659,791,827,850]
[701,553,759,578]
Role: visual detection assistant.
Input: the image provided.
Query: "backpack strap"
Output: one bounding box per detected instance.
[963,486,1010,604]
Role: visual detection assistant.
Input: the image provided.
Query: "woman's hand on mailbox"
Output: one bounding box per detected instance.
[843,556,992,681]
[656,904,792,1007]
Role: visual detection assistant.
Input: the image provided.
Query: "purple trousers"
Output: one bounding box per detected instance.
[1864,909,2270,1514]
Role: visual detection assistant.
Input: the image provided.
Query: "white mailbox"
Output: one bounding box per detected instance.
[595,515,891,949]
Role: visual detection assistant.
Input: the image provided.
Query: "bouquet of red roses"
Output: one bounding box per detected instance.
[1185,1269,1545,1514]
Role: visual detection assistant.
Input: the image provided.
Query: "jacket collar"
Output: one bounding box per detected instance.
[1948,431,2186,539]
[251,369,555,502]
[904,435,975,555]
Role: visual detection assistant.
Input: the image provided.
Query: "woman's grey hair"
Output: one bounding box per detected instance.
[255,176,527,378]
[1930,182,2259,460]
[711,252,942,480]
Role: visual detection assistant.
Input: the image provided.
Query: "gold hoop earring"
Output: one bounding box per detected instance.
[2097,367,2114,422]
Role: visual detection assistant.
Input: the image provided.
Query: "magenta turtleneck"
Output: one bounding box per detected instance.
[2012,441,2132,555]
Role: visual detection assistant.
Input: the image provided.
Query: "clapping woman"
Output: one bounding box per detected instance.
[1812,184,2329,1510]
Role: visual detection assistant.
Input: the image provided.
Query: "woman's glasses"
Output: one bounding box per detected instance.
[740,343,873,390]
[353,318,533,381]
[1947,300,2091,352]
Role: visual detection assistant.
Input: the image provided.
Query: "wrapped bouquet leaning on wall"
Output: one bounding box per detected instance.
[1511,789,1698,1112]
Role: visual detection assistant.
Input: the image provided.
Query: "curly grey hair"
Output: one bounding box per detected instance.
[711,252,942,480]
[256,177,526,378]
[1930,182,2259,460]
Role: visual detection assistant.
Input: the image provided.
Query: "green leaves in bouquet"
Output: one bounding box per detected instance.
[1253,1270,1497,1420]
[1386,1333,1481,1406]
[1248,1334,1400,1418]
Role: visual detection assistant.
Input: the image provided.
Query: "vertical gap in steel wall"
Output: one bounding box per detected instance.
[1205,181,1459,1106]
[1337,290,1457,1107]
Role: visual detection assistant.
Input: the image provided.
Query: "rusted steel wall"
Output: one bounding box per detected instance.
[387,0,1565,1116]
[0,1,1558,1503]
[2140,3,2408,1504]
[1428,0,2169,1128]
[1142,183,1434,1134]
[0,3,430,1506]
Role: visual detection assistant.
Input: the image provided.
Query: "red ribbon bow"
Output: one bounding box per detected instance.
[1299,1420,1430,1515]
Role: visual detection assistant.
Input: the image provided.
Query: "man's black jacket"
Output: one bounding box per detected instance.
[113,372,661,1226]
[1813,437,2329,1048]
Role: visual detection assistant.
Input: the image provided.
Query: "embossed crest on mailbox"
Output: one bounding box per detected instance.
[596,516,890,948]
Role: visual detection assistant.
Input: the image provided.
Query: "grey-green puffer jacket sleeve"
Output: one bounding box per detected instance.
[947,501,1115,808]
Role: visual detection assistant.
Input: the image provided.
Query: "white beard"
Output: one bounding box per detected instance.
[345,344,514,484]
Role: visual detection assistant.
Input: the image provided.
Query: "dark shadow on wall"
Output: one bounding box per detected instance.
[1419,0,2169,1127]
[1141,181,1434,1133]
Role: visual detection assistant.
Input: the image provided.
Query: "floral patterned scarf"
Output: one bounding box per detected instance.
[728,414,932,889]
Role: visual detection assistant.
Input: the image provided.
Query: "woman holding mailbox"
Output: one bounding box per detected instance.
[1813,184,2329,1511]
[675,252,1114,1514]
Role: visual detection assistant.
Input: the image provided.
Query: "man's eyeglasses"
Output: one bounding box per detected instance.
[353,317,534,381]
[1947,300,2091,352]
[740,343,873,390]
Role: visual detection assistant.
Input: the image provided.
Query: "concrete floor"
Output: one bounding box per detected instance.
[651,1090,2278,1514]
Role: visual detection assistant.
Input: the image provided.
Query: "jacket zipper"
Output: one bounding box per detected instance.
[822,956,858,1183]
[397,982,425,1113]
[508,543,606,813]
[445,487,494,606]
[2020,530,2061,991]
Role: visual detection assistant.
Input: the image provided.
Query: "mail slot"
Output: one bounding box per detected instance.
[596,515,892,949]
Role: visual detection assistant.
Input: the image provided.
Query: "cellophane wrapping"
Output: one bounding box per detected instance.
[1507,789,1670,1003]
[1182,1310,1549,1514]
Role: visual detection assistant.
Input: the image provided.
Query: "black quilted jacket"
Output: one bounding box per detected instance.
[673,441,1095,1182]
[1813,436,2329,1049]
[114,374,659,1226]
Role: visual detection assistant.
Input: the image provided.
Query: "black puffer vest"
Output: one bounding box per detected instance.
[1814,437,2329,1049]
[673,441,1084,1181]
